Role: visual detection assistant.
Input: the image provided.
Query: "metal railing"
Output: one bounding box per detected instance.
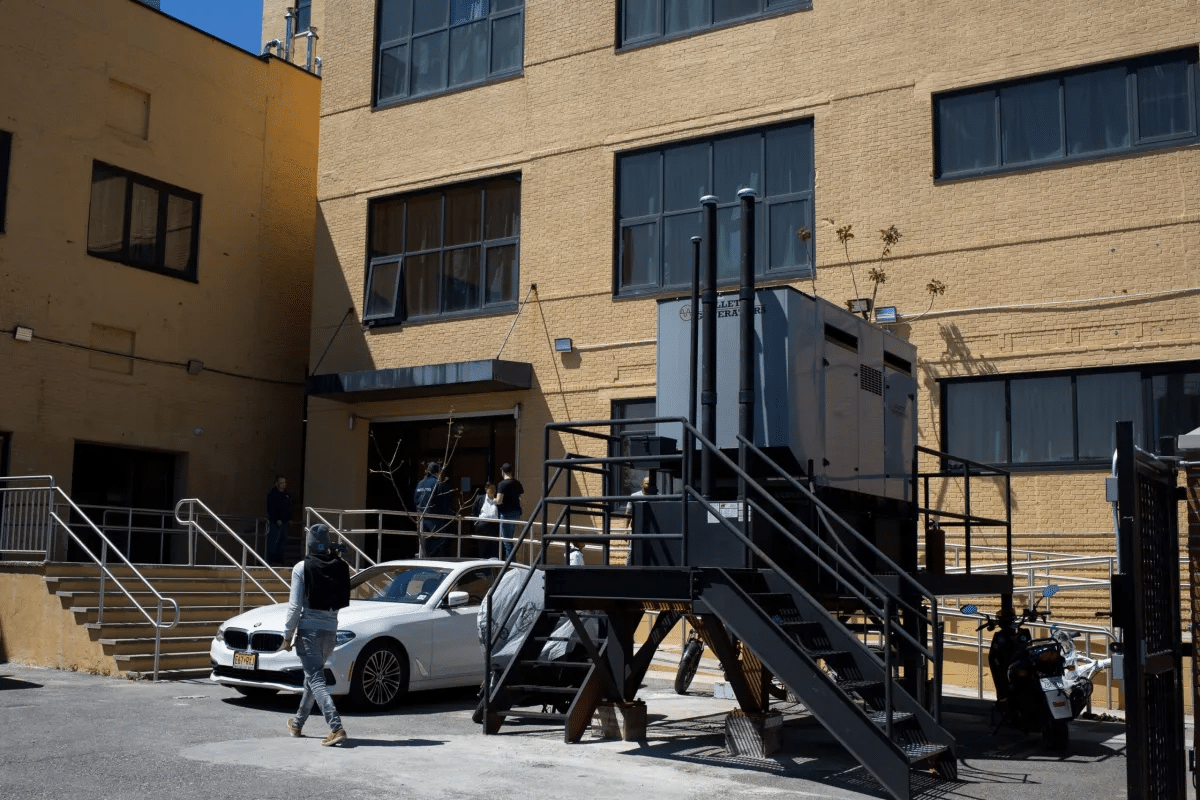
[174,499,289,615]
[0,476,180,680]
[915,445,1012,581]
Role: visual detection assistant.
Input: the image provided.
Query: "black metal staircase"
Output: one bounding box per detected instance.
[476,417,962,800]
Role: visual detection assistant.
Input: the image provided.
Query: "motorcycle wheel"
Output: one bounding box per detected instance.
[674,639,703,695]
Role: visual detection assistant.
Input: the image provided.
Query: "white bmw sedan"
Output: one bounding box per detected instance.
[209,558,520,709]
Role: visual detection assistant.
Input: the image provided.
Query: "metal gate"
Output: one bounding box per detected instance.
[1114,421,1187,800]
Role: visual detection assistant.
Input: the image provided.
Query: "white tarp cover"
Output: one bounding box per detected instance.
[478,568,544,661]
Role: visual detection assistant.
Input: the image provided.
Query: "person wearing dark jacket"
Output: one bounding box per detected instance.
[282,524,351,746]
[495,463,524,560]
[413,462,452,556]
[266,476,292,565]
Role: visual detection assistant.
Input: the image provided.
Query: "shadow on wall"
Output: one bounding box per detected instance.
[919,323,1012,517]
[311,207,376,376]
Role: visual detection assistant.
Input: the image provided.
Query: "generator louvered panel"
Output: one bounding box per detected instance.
[860,364,883,396]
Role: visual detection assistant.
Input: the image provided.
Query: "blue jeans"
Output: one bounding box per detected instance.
[499,510,521,560]
[294,628,342,733]
[267,521,288,564]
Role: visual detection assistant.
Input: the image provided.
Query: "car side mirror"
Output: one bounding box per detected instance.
[446,590,469,608]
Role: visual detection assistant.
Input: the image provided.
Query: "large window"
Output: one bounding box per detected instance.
[616,120,813,297]
[942,363,1200,468]
[0,130,11,233]
[365,175,520,324]
[375,0,524,106]
[935,48,1200,179]
[619,0,809,48]
[86,162,201,281]
[609,398,658,504]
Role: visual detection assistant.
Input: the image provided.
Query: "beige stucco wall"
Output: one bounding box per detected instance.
[302,0,1200,550]
[0,566,114,675]
[0,0,319,518]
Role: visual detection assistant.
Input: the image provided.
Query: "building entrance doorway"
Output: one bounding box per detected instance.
[69,442,179,563]
[366,414,515,560]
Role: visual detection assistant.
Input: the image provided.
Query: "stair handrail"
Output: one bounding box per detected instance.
[47,486,180,681]
[738,434,941,630]
[305,507,377,570]
[173,498,288,614]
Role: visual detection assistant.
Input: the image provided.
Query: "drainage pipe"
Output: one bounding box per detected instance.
[737,188,756,506]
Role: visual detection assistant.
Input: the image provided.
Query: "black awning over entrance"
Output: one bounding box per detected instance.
[306,359,532,402]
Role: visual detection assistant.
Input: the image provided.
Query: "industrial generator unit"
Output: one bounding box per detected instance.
[477,193,1013,800]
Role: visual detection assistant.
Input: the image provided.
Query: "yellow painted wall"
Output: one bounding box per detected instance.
[0,566,114,675]
[303,0,1200,552]
[0,0,319,519]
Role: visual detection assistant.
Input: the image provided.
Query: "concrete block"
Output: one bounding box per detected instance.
[591,700,647,741]
[724,709,783,758]
[713,680,736,699]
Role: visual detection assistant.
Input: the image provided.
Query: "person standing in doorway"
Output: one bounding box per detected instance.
[282,523,350,746]
[413,462,452,557]
[495,463,524,561]
[267,476,292,565]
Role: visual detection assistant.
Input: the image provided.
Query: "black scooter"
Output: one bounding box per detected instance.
[962,586,1073,750]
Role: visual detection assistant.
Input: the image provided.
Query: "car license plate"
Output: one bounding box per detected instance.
[232,651,257,670]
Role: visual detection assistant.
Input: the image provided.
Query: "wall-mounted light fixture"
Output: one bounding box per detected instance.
[553,337,573,353]
[874,306,897,324]
[13,325,33,342]
[848,298,873,316]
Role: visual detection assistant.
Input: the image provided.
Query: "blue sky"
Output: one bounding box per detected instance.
[159,0,265,55]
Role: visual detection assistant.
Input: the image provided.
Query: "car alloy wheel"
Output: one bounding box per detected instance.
[354,641,407,709]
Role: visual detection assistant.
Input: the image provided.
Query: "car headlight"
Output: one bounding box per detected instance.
[214,625,226,644]
[335,630,356,647]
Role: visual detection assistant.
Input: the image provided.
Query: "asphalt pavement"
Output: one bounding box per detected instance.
[0,662,1149,800]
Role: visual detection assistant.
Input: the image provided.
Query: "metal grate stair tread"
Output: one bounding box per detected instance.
[900,742,950,765]
[506,685,579,695]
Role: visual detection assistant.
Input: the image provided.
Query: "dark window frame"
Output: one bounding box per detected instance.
[934,47,1200,181]
[940,360,1200,471]
[608,398,659,508]
[616,0,811,51]
[372,0,525,109]
[295,0,313,32]
[364,173,521,327]
[613,119,814,299]
[0,130,11,233]
[85,161,201,282]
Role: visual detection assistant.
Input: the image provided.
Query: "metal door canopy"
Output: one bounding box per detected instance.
[656,286,917,502]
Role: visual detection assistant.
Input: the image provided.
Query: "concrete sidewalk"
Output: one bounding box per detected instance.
[0,662,1147,800]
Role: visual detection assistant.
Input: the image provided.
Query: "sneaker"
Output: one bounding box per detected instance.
[287,719,303,738]
[321,728,347,747]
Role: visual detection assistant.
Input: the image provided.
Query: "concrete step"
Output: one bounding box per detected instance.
[57,590,288,608]
[45,563,286,581]
[46,574,290,594]
[70,604,259,624]
[113,651,212,672]
[126,666,212,681]
[85,620,225,636]
[98,635,214,655]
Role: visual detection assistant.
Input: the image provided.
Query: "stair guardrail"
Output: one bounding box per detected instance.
[0,476,180,681]
[173,498,289,615]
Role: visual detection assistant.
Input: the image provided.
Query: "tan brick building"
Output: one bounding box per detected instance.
[0,0,320,543]
[296,0,1200,557]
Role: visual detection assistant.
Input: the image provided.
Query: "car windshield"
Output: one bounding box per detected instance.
[352,566,451,604]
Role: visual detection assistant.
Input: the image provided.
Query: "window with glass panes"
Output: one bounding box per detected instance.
[942,363,1200,468]
[619,0,810,48]
[935,48,1200,179]
[375,0,523,106]
[295,0,312,32]
[365,175,520,324]
[85,161,201,281]
[616,120,813,297]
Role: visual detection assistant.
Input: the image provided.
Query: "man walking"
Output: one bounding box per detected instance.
[495,462,524,560]
[282,523,350,746]
[266,476,292,565]
[413,462,452,556]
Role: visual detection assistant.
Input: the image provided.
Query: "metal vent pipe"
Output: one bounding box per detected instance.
[700,195,718,498]
[737,188,757,505]
[283,9,294,63]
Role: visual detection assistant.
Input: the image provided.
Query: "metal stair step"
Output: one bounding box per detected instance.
[505,685,579,695]
[802,648,848,659]
[900,742,951,765]
[491,710,566,721]
[836,678,884,692]
[866,710,914,727]
[517,660,591,669]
